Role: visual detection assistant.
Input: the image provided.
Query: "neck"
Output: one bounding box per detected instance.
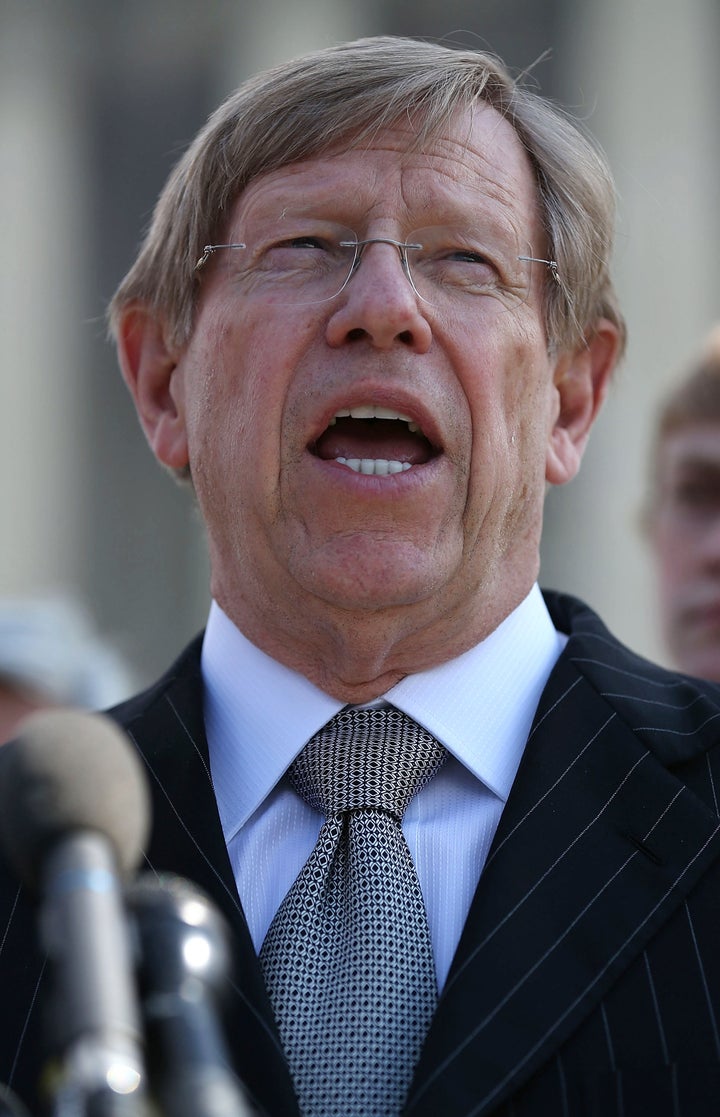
[214,580,534,704]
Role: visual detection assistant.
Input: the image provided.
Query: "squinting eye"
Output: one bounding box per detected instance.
[444,249,491,265]
[257,235,343,270]
[275,235,331,250]
[417,244,499,287]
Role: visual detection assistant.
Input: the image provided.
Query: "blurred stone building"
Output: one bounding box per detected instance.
[1,0,718,683]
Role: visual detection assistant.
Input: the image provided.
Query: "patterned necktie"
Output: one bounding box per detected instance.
[259,705,447,1117]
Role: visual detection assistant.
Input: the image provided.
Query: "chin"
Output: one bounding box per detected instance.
[298,543,455,614]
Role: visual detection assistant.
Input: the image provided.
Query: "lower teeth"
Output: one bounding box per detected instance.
[336,457,412,476]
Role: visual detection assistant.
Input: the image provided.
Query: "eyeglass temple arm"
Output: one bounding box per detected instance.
[195,243,246,271]
[517,255,561,284]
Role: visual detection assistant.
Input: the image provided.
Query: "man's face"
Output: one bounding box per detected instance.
[650,423,720,680]
[135,105,603,668]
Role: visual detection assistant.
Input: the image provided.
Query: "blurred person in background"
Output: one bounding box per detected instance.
[0,596,135,743]
[644,324,720,680]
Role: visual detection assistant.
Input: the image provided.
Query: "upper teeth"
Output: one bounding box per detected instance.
[329,405,420,433]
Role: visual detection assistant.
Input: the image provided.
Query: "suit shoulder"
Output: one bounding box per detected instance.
[106,633,205,729]
[542,589,720,765]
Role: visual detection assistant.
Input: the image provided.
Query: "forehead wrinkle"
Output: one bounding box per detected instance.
[398,153,532,241]
[364,105,541,238]
[231,107,541,246]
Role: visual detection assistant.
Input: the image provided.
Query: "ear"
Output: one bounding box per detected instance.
[545,318,622,486]
[116,304,190,470]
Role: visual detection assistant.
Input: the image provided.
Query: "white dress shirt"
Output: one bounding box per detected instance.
[202,584,566,988]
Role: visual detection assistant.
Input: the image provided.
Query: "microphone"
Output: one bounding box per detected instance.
[128,874,253,1117]
[0,709,151,1117]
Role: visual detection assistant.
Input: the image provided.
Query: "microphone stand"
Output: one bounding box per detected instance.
[128,875,253,1117]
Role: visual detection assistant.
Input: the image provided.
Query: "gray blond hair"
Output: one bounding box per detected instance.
[108,35,626,355]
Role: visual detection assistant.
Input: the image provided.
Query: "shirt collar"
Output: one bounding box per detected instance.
[202,584,565,841]
[384,584,566,799]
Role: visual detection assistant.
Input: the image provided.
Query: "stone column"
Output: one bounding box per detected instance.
[0,6,88,594]
[541,0,720,663]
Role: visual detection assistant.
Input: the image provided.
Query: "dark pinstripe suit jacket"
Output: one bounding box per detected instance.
[3,591,720,1116]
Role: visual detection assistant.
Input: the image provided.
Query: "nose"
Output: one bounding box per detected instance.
[325,239,433,353]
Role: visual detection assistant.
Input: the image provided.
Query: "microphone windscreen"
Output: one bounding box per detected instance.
[0,708,150,889]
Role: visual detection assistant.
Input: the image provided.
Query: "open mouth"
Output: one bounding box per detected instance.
[311,405,438,476]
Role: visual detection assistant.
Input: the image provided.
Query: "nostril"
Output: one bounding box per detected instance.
[340,326,421,347]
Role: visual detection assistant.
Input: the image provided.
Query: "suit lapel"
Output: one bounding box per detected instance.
[114,639,299,1117]
[407,602,720,1117]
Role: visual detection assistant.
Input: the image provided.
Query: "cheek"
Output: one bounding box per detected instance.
[184,313,285,463]
[653,528,694,595]
[493,349,556,473]
[456,321,550,452]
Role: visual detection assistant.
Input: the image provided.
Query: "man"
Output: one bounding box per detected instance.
[2,35,720,1117]
[644,325,720,680]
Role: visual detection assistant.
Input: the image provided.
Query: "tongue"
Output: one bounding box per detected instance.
[314,418,433,465]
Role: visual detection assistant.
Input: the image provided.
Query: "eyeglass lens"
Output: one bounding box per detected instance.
[196,214,545,307]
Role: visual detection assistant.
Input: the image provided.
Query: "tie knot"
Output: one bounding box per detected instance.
[289,706,446,821]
